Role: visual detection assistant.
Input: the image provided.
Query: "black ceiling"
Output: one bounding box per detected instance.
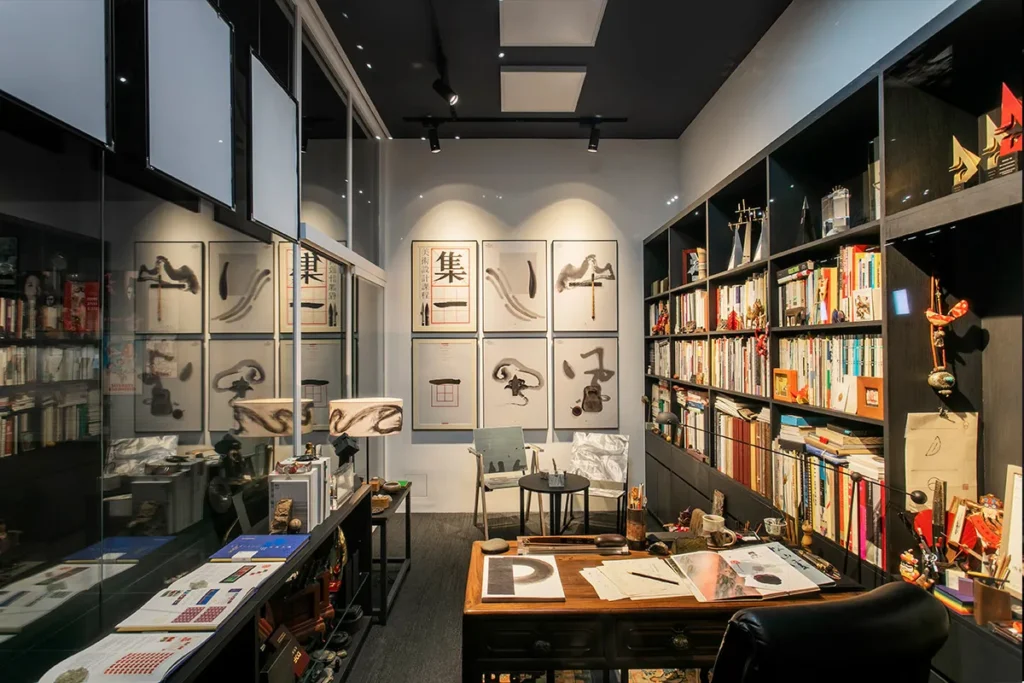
[322,0,791,139]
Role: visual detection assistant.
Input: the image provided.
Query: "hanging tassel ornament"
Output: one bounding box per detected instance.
[925,276,967,396]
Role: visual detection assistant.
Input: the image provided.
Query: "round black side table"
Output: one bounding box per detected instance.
[518,472,590,536]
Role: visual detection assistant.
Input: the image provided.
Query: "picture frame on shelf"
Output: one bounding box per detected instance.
[855,376,883,420]
[772,369,797,403]
[412,240,478,333]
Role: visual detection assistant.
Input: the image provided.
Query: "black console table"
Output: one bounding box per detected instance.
[370,484,412,626]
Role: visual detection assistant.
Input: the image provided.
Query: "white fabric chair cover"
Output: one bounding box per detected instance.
[569,432,628,497]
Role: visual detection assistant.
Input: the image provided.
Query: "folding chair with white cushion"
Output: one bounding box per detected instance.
[562,432,629,534]
[469,426,545,539]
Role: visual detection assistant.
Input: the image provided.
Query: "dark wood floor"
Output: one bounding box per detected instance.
[348,510,608,682]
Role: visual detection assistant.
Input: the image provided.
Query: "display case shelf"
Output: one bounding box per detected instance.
[709,386,770,404]
[707,259,768,282]
[775,400,884,427]
[771,219,881,262]
[772,321,882,334]
[707,329,758,337]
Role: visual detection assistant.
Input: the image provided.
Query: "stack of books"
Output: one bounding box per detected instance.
[674,289,708,333]
[934,579,974,615]
[714,396,771,494]
[776,246,881,326]
[648,338,670,377]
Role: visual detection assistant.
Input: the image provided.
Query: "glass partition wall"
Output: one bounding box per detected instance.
[0,2,385,680]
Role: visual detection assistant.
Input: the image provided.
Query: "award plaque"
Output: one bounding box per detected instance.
[949,135,981,191]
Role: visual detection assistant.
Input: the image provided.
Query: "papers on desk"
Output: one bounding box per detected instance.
[38,633,210,683]
[580,558,693,601]
[667,546,820,602]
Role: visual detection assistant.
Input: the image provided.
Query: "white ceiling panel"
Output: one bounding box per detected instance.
[499,0,607,47]
[500,67,587,113]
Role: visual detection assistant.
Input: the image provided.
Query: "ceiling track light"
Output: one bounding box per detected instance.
[428,128,441,154]
[587,126,600,153]
[432,78,459,106]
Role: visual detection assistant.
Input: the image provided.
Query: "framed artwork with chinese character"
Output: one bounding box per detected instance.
[411,240,478,333]
[482,240,547,332]
[553,337,618,430]
[412,338,477,430]
[134,242,204,334]
[278,242,342,333]
[482,337,547,430]
[551,240,618,332]
[280,340,342,430]
[208,241,274,333]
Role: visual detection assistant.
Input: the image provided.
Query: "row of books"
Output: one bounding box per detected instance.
[775,414,886,569]
[648,338,670,378]
[674,339,706,385]
[0,346,37,386]
[776,334,882,409]
[714,398,772,492]
[40,388,101,445]
[0,296,26,338]
[714,271,767,329]
[40,346,101,382]
[711,336,769,397]
[674,389,709,457]
[648,299,669,335]
[776,246,882,326]
[674,289,708,333]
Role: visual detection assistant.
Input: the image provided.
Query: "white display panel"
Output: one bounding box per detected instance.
[250,54,299,238]
[0,0,107,142]
[147,0,233,206]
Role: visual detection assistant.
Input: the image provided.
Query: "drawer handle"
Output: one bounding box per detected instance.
[533,639,552,654]
[671,633,690,651]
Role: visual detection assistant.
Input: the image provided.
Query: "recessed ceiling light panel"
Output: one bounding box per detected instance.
[500,66,586,113]
[500,0,607,47]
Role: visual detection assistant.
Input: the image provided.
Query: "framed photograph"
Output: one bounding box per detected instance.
[208,241,274,333]
[772,369,797,403]
[552,240,618,332]
[482,240,546,332]
[412,338,477,430]
[412,240,478,333]
[209,339,275,433]
[280,340,343,430]
[856,376,883,420]
[1001,465,1022,599]
[279,242,342,333]
[134,339,203,432]
[482,338,548,430]
[134,242,204,334]
[553,337,618,430]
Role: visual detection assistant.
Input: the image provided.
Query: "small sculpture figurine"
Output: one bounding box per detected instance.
[925,276,968,397]
[800,520,814,549]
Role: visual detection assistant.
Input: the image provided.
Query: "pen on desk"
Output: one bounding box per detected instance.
[629,571,678,585]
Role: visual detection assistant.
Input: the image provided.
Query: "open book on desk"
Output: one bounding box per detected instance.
[667,545,820,602]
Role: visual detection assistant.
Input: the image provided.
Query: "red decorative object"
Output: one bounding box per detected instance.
[754,325,769,358]
[925,298,968,327]
[726,310,740,330]
[997,82,1022,156]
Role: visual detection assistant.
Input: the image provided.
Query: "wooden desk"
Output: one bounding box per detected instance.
[462,541,856,682]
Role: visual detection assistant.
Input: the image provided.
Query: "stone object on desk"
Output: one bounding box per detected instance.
[481,538,510,555]
[595,533,627,548]
[690,509,705,538]
[382,481,403,494]
[288,518,303,533]
[647,541,671,556]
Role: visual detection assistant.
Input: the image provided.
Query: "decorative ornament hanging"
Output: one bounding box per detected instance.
[754,325,769,358]
[925,276,967,397]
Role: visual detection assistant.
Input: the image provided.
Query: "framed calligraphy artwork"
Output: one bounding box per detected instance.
[553,337,618,430]
[278,242,343,333]
[411,240,478,333]
[552,240,618,332]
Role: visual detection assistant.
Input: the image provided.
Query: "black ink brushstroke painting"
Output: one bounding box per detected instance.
[491,357,544,406]
[328,402,403,436]
[555,255,615,293]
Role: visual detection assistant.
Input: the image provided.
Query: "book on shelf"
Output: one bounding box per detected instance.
[711,336,768,397]
[673,338,706,384]
[714,271,767,330]
[0,296,26,339]
[777,246,881,326]
[649,380,672,440]
[674,289,708,333]
[714,397,772,495]
[647,338,671,378]
[209,535,310,562]
[776,334,882,410]
[668,546,820,602]
[0,346,37,386]
[674,388,709,458]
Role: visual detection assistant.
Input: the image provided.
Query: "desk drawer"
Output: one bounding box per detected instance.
[474,619,604,660]
[613,617,725,663]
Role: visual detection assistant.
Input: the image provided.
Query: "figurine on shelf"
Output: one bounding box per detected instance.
[745,299,766,329]
[799,196,815,244]
[949,135,981,190]
[821,186,850,237]
[754,326,769,358]
[925,276,968,397]
[652,309,669,336]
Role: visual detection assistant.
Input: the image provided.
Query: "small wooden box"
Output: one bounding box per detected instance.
[856,376,884,420]
[773,369,797,402]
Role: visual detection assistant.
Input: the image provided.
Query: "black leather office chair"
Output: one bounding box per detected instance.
[710,582,949,683]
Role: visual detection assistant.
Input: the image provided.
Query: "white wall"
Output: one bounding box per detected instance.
[383,139,679,513]
[677,0,970,209]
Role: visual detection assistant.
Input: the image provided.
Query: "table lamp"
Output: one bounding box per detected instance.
[232,397,315,438]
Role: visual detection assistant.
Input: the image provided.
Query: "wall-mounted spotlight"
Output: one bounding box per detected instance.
[428,128,441,154]
[432,78,459,106]
[587,126,600,153]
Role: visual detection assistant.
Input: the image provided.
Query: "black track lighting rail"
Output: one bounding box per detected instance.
[404,116,627,126]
